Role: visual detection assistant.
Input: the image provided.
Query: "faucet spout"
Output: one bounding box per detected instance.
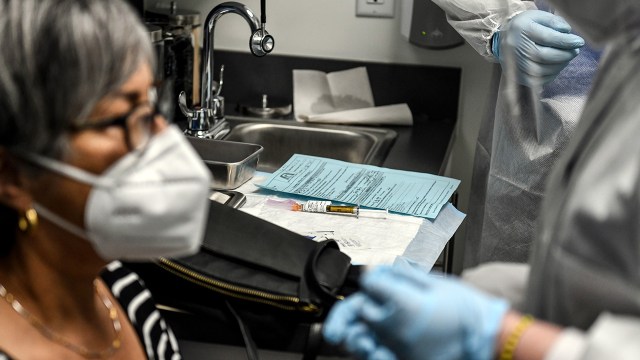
[179,1,274,139]
[202,2,261,110]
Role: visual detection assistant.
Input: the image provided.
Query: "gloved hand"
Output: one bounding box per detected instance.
[325,265,509,360]
[324,293,398,360]
[493,10,585,87]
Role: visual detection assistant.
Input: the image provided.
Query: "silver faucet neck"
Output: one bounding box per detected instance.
[179,1,273,139]
[201,2,261,110]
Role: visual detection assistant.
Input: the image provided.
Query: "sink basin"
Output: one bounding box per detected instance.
[222,116,397,173]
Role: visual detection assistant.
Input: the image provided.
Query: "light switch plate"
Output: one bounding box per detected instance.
[356,0,395,18]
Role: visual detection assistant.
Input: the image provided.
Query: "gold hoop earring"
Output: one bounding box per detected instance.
[18,208,38,234]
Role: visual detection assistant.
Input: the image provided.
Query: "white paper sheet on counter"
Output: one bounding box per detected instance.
[258,154,460,219]
[300,103,413,126]
[293,67,413,126]
[235,174,465,268]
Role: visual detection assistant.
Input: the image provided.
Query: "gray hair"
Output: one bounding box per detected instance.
[0,0,155,158]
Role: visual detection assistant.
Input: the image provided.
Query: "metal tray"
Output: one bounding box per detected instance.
[187,137,263,190]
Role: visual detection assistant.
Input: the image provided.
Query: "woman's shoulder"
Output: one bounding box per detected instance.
[100,261,181,359]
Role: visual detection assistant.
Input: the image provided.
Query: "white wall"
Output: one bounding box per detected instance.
[158,0,496,272]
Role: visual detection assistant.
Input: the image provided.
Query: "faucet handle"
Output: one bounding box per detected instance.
[178,91,195,118]
[215,64,225,96]
[179,90,218,138]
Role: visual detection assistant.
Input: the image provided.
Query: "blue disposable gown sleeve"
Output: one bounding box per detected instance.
[430,0,537,61]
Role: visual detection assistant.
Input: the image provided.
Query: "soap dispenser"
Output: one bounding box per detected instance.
[400,0,464,49]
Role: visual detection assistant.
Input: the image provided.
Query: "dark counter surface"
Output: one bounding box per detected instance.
[221,108,456,176]
[382,119,455,175]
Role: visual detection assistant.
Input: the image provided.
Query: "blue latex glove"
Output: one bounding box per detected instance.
[325,265,509,360]
[493,10,585,87]
[324,293,398,360]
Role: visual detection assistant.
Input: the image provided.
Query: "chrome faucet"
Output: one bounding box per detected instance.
[179,1,274,139]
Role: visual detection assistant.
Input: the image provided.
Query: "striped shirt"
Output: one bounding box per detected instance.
[0,261,182,360]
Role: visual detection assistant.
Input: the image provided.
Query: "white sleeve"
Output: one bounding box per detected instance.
[544,329,588,360]
[430,0,537,60]
[461,262,529,309]
[582,313,640,359]
[544,313,640,360]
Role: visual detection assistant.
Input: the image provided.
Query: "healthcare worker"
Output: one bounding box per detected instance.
[431,0,601,266]
[323,0,640,358]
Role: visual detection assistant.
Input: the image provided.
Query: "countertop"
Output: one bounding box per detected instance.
[169,113,458,359]
[164,48,461,359]
[382,119,455,175]
[219,110,457,176]
[220,110,460,272]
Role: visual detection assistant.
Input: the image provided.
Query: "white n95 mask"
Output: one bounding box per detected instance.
[547,0,640,45]
[23,125,212,260]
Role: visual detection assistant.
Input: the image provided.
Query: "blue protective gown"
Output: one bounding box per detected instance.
[432,0,600,267]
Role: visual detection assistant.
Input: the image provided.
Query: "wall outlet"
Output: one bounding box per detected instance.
[356,0,395,18]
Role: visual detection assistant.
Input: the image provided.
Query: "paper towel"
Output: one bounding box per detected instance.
[293,66,413,126]
[300,103,413,126]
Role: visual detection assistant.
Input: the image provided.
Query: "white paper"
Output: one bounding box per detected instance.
[326,67,375,109]
[237,177,422,266]
[236,174,465,268]
[293,67,412,126]
[259,154,460,219]
[399,203,466,271]
[293,67,374,121]
[301,103,413,126]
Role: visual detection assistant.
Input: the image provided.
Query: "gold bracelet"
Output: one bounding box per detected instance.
[499,314,535,360]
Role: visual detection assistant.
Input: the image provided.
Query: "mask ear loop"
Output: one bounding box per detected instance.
[2,155,83,238]
[32,202,89,241]
[16,152,114,188]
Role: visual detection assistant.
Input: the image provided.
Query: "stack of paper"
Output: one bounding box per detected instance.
[257,154,460,219]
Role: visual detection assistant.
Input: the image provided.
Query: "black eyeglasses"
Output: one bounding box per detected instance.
[70,81,173,150]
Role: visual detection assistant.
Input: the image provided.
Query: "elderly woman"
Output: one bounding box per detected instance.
[0,0,211,359]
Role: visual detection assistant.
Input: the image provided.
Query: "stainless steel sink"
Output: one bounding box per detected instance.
[222,116,397,173]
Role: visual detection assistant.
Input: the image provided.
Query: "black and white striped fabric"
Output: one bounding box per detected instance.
[0,260,182,360]
[101,260,182,360]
